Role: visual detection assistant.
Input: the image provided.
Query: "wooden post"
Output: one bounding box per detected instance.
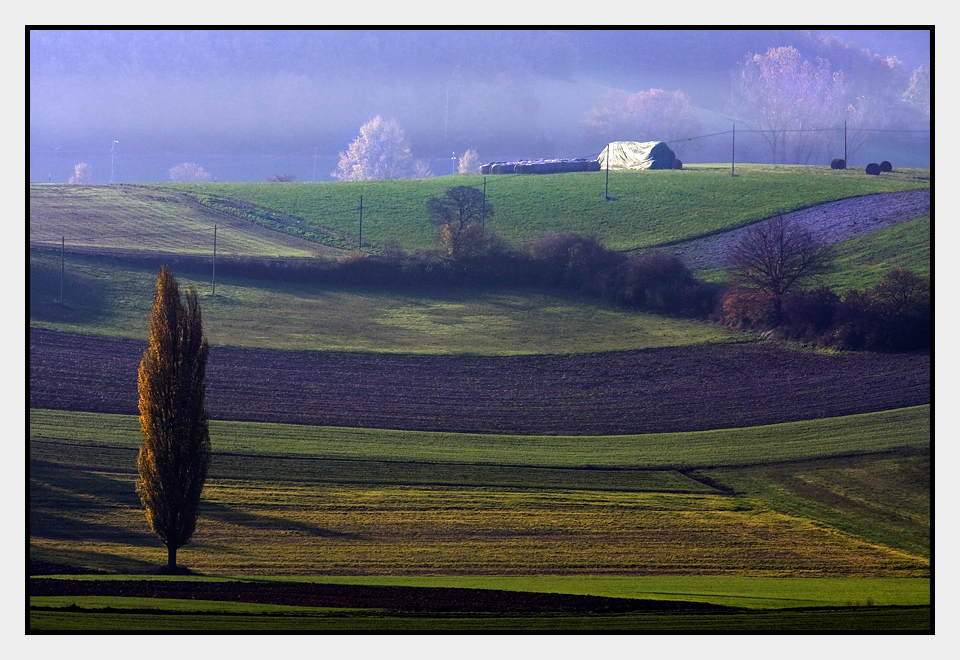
[212,225,217,296]
[482,177,487,230]
[844,121,848,168]
[604,143,610,200]
[731,125,736,177]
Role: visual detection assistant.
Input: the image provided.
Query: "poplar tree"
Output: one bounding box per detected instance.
[136,265,211,571]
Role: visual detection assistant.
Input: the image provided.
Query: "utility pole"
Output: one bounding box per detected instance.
[482,177,487,230]
[110,140,118,184]
[844,121,848,168]
[731,125,737,177]
[604,143,610,200]
[212,225,217,296]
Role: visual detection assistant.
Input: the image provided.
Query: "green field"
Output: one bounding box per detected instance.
[30,592,929,632]
[28,184,335,257]
[28,168,931,631]
[30,406,930,471]
[29,249,739,353]
[31,406,929,577]
[167,165,929,252]
[31,166,928,257]
[30,405,929,629]
[826,215,931,290]
[697,215,931,290]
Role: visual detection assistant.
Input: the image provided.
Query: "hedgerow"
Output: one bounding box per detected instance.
[720,268,930,352]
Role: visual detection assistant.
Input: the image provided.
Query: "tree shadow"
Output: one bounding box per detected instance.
[30,547,161,575]
[28,251,109,324]
[199,500,362,540]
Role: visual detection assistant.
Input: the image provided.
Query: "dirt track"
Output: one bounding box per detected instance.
[669,189,930,269]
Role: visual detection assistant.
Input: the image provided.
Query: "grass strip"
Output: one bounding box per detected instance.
[30,405,930,470]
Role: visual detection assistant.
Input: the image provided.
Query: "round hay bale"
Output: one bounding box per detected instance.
[880,160,893,172]
[865,163,881,175]
[672,159,683,170]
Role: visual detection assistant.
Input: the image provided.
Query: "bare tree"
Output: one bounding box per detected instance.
[727,215,833,325]
[427,185,494,258]
[333,115,414,181]
[735,46,847,164]
[69,162,93,184]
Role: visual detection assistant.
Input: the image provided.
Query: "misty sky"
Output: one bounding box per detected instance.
[29,29,930,183]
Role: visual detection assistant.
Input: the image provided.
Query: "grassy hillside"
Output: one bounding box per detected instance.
[30,406,929,577]
[29,166,930,632]
[29,406,930,471]
[28,184,344,257]
[696,215,930,290]
[825,215,930,290]
[30,249,739,353]
[163,165,928,252]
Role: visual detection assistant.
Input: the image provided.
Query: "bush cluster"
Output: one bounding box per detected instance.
[720,267,930,352]
[523,232,719,317]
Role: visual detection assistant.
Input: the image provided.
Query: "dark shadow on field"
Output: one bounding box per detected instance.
[30,548,161,575]
[199,500,362,540]
[30,460,156,545]
[212,453,722,494]
[31,459,140,507]
[29,250,108,324]
[29,509,156,545]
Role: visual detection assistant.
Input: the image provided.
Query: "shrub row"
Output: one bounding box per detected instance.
[719,267,930,352]
[132,230,720,319]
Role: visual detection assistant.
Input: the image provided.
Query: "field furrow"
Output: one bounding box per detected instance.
[30,327,930,435]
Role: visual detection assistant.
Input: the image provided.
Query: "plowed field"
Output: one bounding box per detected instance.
[30,327,930,435]
[29,577,735,614]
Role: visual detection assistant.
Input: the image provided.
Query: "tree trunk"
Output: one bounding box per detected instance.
[167,544,177,570]
[772,296,784,327]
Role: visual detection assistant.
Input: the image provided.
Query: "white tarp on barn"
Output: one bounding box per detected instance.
[597,141,677,170]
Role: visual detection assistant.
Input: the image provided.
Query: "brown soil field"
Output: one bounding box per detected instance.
[30,327,930,435]
[29,577,735,614]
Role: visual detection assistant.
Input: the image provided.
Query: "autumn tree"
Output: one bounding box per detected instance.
[333,115,415,181]
[136,265,211,572]
[735,46,847,164]
[168,162,212,182]
[727,215,833,326]
[427,185,494,258]
[69,162,93,184]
